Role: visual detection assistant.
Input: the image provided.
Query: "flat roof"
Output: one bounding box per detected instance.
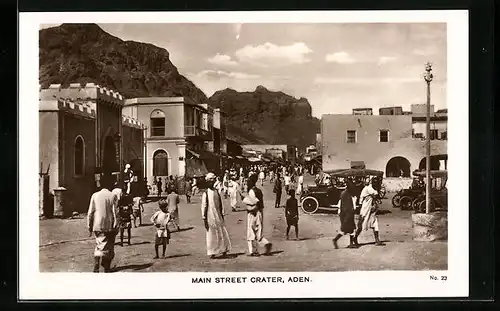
[125,97,186,105]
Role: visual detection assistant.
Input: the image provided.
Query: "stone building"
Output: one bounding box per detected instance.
[39,83,144,216]
[122,97,216,183]
[321,106,447,178]
[242,144,296,163]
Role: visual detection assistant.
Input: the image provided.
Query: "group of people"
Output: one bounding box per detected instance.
[201,172,275,259]
[332,176,386,249]
[87,164,183,272]
[86,160,387,272]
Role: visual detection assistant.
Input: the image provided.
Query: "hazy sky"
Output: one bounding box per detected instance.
[41,23,447,117]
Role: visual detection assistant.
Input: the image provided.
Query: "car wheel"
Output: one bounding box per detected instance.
[391,194,402,207]
[301,197,319,214]
[399,196,413,210]
[411,198,421,210]
[417,199,435,213]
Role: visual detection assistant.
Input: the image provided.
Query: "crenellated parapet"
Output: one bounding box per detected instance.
[122,115,144,129]
[39,82,124,108]
[39,98,96,119]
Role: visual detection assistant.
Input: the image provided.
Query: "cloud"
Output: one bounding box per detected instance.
[314,77,421,85]
[234,42,313,67]
[207,53,238,66]
[378,56,397,65]
[193,70,260,80]
[412,46,439,56]
[325,52,356,64]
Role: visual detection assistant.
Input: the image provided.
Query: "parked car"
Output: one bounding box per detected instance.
[410,170,448,213]
[300,168,384,214]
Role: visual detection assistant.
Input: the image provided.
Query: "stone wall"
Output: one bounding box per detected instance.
[60,112,96,215]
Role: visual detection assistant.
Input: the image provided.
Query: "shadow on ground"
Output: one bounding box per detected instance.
[112,263,154,272]
[167,253,191,259]
[174,226,194,233]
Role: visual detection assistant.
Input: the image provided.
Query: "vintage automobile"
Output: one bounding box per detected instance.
[410,170,448,213]
[300,168,384,214]
[393,170,447,210]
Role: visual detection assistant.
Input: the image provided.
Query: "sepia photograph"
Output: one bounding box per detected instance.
[19,11,469,300]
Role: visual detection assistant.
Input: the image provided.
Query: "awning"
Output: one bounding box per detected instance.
[248,157,261,162]
[350,161,366,169]
[185,159,208,178]
[236,156,245,160]
[198,149,219,160]
[186,149,200,158]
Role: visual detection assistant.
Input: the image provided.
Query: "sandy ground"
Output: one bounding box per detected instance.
[39,175,447,272]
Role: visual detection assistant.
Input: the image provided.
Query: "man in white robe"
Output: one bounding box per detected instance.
[201,173,232,259]
[354,177,385,246]
[243,174,273,256]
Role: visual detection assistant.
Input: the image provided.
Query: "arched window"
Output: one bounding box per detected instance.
[74,136,85,176]
[153,150,169,176]
[150,109,166,137]
[386,156,411,177]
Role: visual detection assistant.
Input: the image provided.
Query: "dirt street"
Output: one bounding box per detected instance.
[39,176,447,272]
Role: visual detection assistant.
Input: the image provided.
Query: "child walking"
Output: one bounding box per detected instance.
[132,196,144,228]
[118,194,133,246]
[285,189,299,240]
[150,199,171,259]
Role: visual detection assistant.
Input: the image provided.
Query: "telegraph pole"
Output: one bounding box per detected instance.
[423,62,433,213]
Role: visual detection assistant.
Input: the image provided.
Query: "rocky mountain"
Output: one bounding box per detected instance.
[39,23,208,103]
[39,23,320,147]
[209,86,320,149]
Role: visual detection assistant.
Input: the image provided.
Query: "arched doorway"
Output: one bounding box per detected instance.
[386,156,411,177]
[153,150,169,177]
[102,135,117,174]
[418,156,442,170]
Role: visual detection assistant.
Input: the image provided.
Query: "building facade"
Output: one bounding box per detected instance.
[242,144,296,163]
[39,83,144,215]
[379,106,403,115]
[123,97,216,183]
[352,108,373,115]
[321,112,447,178]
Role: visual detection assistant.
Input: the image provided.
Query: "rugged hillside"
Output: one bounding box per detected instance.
[39,24,319,147]
[209,86,320,149]
[39,23,208,103]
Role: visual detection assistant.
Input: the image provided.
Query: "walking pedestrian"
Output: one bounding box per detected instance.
[185,178,192,203]
[259,170,265,186]
[273,173,282,208]
[117,194,133,246]
[332,179,359,249]
[166,187,181,231]
[228,177,243,212]
[243,174,273,256]
[87,174,118,273]
[296,172,304,196]
[151,199,171,259]
[192,177,199,196]
[284,173,291,194]
[157,177,163,197]
[285,189,299,240]
[201,173,232,259]
[353,177,385,246]
[123,164,133,194]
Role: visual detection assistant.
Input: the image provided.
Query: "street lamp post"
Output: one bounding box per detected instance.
[423,62,433,214]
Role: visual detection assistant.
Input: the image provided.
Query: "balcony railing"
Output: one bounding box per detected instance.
[185,125,212,139]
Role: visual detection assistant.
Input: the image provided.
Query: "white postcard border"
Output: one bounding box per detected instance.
[19,10,469,300]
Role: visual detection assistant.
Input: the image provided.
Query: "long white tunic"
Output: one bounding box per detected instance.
[359,185,379,231]
[228,180,241,208]
[201,189,231,256]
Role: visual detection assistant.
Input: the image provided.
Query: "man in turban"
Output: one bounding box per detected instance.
[201,173,232,259]
[243,173,273,256]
